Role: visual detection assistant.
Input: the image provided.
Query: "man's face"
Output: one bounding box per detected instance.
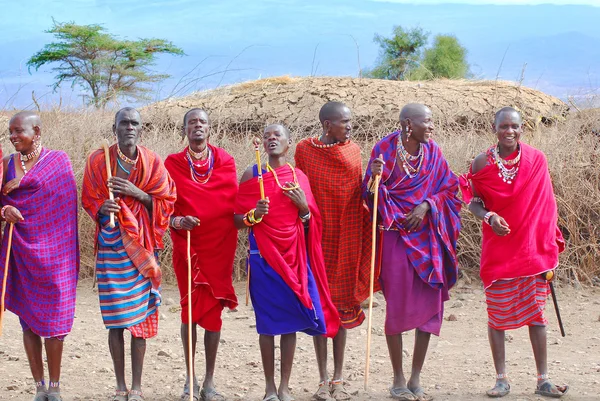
[263,125,290,157]
[185,110,210,143]
[325,106,352,144]
[407,107,434,144]
[493,111,522,149]
[113,109,142,147]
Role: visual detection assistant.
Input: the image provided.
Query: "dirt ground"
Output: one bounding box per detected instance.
[1,280,599,401]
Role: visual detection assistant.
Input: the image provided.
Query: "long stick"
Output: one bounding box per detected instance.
[186,230,194,401]
[364,173,381,390]
[549,282,566,337]
[102,139,115,228]
[0,223,15,336]
[247,138,265,306]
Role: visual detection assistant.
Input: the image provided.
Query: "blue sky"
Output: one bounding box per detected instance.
[1,0,599,109]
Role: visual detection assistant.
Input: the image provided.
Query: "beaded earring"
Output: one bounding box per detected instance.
[406,128,412,140]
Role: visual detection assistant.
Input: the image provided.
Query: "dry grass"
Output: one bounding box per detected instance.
[2,104,599,286]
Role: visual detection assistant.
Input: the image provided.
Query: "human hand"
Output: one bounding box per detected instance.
[108,177,145,200]
[283,183,309,215]
[2,178,20,196]
[254,198,270,220]
[180,216,200,230]
[490,214,510,236]
[99,197,121,216]
[405,202,430,231]
[3,206,24,224]
[370,154,384,176]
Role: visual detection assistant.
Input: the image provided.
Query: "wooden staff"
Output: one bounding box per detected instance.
[102,139,115,228]
[186,230,194,401]
[543,271,566,337]
[364,167,382,390]
[246,137,265,306]
[0,223,15,336]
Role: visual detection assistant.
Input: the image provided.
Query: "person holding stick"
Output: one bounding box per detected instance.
[362,103,461,401]
[82,107,176,401]
[165,108,238,401]
[234,124,340,401]
[460,106,568,399]
[0,111,79,401]
[295,101,375,400]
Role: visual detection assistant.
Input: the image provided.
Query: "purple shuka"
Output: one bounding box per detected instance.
[0,149,80,338]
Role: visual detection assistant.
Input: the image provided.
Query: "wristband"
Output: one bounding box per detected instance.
[1,205,11,219]
[484,211,497,226]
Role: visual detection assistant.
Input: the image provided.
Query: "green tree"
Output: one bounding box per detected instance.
[421,35,470,79]
[363,26,429,80]
[365,26,470,81]
[27,21,185,108]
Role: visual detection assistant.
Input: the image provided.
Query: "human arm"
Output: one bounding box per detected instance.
[108,176,152,211]
[170,215,200,230]
[234,166,270,229]
[468,154,510,236]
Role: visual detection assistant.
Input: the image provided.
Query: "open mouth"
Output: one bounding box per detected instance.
[268,142,278,150]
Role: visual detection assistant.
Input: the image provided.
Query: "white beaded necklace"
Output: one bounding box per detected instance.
[19,145,42,174]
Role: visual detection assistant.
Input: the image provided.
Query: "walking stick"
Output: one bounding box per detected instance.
[0,223,15,336]
[187,230,194,401]
[543,271,566,337]
[364,168,382,391]
[102,139,115,229]
[246,138,265,306]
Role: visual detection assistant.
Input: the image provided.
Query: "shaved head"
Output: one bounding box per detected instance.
[494,106,522,125]
[400,103,431,122]
[115,107,140,124]
[9,111,41,127]
[319,101,349,125]
[265,123,291,140]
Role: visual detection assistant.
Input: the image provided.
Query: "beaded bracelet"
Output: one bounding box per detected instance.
[244,209,263,226]
[1,205,10,219]
[171,216,184,230]
[299,210,311,223]
[484,211,497,226]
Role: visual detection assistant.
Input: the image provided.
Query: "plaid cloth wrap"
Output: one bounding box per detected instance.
[0,149,80,338]
[295,138,378,328]
[82,144,176,290]
[362,131,462,290]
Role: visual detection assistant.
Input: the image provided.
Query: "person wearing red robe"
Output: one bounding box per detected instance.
[165,109,238,401]
[234,124,340,401]
[461,107,568,399]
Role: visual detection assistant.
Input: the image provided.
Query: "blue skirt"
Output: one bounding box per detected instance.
[248,230,326,336]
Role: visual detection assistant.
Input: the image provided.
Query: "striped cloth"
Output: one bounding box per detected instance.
[295,138,376,329]
[362,131,462,290]
[0,149,79,338]
[485,275,549,331]
[96,216,160,338]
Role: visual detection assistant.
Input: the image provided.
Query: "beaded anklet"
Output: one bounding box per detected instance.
[496,373,508,380]
[35,380,46,389]
[49,381,60,389]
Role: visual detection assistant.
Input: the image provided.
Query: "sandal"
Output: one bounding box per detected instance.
[409,387,433,401]
[200,387,226,401]
[112,389,128,401]
[262,395,280,401]
[486,382,510,398]
[47,394,63,401]
[181,381,200,401]
[330,379,351,400]
[313,380,332,401]
[128,389,144,401]
[32,391,48,401]
[390,387,418,401]
[535,380,569,398]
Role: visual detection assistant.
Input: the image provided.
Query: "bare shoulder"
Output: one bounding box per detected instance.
[239,165,254,184]
[471,153,488,174]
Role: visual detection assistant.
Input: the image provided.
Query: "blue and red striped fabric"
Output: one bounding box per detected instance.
[485,275,549,330]
[362,131,461,289]
[0,149,80,338]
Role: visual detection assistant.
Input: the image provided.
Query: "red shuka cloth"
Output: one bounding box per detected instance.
[235,164,340,338]
[82,144,176,288]
[165,145,239,324]
[460,143,565,288]
[295,138,377,325]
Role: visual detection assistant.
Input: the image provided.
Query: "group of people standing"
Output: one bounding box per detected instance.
[0,102,568,401]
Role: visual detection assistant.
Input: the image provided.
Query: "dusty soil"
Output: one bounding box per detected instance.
[1,280,599,401]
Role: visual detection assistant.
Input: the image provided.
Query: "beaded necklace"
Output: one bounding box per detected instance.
[491,144,521,184]
[117,145,138,165]
[117,158,131,175]
[309,136,338,149]
[266,163,300,190]
[188,144,209,160]
[19,145,42,174]
[186,146,214,184]
[397,137,424,178]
